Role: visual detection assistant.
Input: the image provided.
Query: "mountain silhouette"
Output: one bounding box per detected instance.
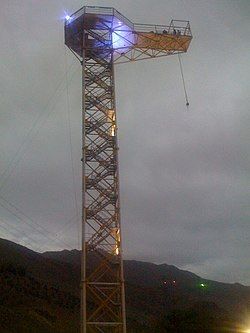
[0,238,249,332]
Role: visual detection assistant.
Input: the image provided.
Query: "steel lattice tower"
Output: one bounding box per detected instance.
[65,6,192,333]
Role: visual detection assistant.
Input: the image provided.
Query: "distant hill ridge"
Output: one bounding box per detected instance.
[0,238,249,333]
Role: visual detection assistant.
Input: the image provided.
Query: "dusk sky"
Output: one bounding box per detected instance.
[0,0,249,285]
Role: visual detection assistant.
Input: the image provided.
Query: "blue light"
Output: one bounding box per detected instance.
[112,26,135,51]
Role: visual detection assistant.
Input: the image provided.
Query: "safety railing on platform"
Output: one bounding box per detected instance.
[134,20,192,37]
[66,6,134,29]
[65,7,192,38]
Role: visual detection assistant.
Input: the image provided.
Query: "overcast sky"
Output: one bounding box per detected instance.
[0,0,249,285]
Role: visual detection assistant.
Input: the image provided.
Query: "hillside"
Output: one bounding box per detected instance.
[0,238,249,332]
[44,249,250,314]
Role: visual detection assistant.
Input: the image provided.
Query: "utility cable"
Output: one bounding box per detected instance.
[54,213,79,238]
[0,196,74,250]
[0,194,80,249]
[64,46,80,249]
[0,218,43,253]
[0,222,36,250]
[178,53,190,109]
[0,61,77,191]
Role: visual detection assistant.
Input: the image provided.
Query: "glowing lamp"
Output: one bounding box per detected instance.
[198,282,208,289]
[65,15,71,21]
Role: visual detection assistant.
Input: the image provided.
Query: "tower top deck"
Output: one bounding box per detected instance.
[65,6,134,30]
[65,6,192,64]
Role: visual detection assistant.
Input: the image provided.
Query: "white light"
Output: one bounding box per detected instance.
[65,15,71,21]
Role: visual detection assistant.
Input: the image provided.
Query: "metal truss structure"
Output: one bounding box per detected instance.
[65,6,192,333]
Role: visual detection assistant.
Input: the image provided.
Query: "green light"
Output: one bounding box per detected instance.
[199,282,208,289]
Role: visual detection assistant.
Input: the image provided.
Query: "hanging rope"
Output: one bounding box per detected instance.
[178,53,190,109]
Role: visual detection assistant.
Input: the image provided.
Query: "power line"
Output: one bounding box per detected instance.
[64,46,80,249]
[0,62,78,191]
[0,218,43,252]
[0,63,81,251]
[0,195,81,249]
[54,213,79,238]
[0,196,74,250]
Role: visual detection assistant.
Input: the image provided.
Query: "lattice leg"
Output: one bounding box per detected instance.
[81,29,126,333]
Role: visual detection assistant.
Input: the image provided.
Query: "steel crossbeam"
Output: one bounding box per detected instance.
[81,26,126,333]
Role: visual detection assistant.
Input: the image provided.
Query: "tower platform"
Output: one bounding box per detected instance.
[65,6,192,64]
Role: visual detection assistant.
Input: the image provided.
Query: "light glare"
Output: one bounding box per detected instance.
[65,15,71,21]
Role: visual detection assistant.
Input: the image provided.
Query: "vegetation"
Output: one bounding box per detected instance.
[0,238,248,332]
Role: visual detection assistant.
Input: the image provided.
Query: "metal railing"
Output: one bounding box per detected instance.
[134,20,192,36]
[65,6,192,37]
[66,6,133,29]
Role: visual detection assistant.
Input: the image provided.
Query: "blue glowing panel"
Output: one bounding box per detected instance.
[65,11,136,57]
[111,17,135,52]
